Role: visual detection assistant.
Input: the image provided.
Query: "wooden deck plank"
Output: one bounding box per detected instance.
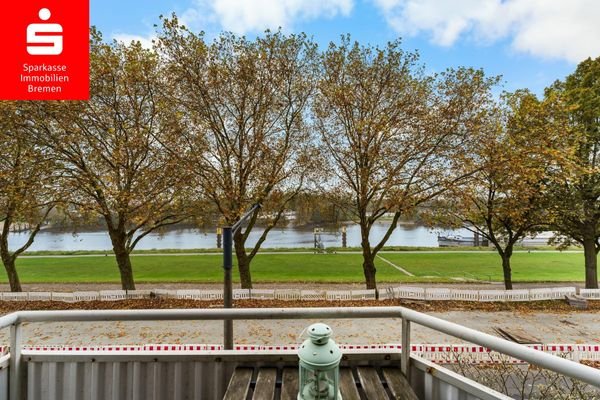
[357,367,388,400]
[494,327,540,344]
[252,368,277,400]
[280,368,299,400]
[339,368,361,400]
[223,367,253,400]
[382,368,419,400]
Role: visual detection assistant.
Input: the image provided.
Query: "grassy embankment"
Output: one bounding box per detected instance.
[1,250,586,284]
[21,245,557,256]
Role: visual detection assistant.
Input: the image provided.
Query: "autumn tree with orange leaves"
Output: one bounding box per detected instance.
[158,19,319,288]
[33,31,190,290]
[315,37,498,292]
[545,57,600,288]
[0,102,59,291]
[429,90,574,289]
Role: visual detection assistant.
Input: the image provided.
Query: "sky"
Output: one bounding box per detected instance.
[91,0,600,96]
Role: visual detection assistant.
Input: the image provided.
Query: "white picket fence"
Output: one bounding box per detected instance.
[579,289,600,299]
[379,286,576,302]
[0,286,586,303]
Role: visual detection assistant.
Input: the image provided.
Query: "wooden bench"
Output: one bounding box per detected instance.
[565,294,588,309]
[224,366,418,399]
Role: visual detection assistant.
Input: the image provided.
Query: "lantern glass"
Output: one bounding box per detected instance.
[299,365,339,399]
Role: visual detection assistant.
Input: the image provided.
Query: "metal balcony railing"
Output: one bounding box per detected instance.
[0,306,598,400]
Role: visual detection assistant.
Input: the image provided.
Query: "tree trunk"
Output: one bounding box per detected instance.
[108,230,136,290]
[0,216,22,292]
[359,224,377,292]
[501,254,513,290]
[583,237,598,289]
[234,233,252,289]
[362,255,377,290]
[1,256,22,292]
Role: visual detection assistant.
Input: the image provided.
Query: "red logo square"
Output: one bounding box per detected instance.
[0,0,89,100]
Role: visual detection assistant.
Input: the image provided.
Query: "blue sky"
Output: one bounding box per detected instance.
[91,0,599,96]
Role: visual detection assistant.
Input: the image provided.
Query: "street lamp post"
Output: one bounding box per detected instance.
[223,226,233,337]
[222,203,261,349]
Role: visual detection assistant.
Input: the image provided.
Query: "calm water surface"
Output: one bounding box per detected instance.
[9,223,467,252]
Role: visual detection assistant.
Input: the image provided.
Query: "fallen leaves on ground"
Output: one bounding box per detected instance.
[581,360,600,369]
[0,298,598,314]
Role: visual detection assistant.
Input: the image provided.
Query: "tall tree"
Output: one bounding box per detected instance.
[429,91,573,289]
[315,37,497,292]
[33,31,189,290]
[546,56,600,288]
[158,19,318,288]
[0,102,58,292]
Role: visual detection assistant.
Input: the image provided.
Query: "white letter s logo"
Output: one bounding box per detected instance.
[27,8,63,56]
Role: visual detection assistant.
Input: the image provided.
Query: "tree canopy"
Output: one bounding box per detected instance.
[32,30,190,290]
[429,90,575,289]
[157,19,319,288]
[315,37,498,291]
[0,101,59,291]
[546,56,600,288]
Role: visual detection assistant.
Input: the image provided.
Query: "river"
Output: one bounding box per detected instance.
[8,222,466,252]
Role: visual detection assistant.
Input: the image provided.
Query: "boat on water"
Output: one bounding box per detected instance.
[437,232,554,247]
[437,235,479,247]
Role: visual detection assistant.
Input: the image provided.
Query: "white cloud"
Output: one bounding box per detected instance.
[184,0,353,34]
[111,0,353,50]
[112,33,156,49]
[373,0,600,62]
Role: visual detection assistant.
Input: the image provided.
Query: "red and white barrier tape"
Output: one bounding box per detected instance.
[16,343,600,364]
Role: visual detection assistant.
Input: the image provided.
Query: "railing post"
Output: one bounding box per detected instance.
[401,318,410,380]
[9,322,24,400]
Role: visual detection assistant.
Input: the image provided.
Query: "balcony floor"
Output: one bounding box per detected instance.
[224,365,418,400]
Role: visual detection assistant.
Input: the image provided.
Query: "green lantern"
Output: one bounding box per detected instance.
[298,323,342,400]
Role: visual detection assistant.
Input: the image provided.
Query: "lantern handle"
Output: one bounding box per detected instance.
[297,326,309,342]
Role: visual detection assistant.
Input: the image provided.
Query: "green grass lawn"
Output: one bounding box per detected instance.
[379,252,583,282]
[1,251,587,284]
